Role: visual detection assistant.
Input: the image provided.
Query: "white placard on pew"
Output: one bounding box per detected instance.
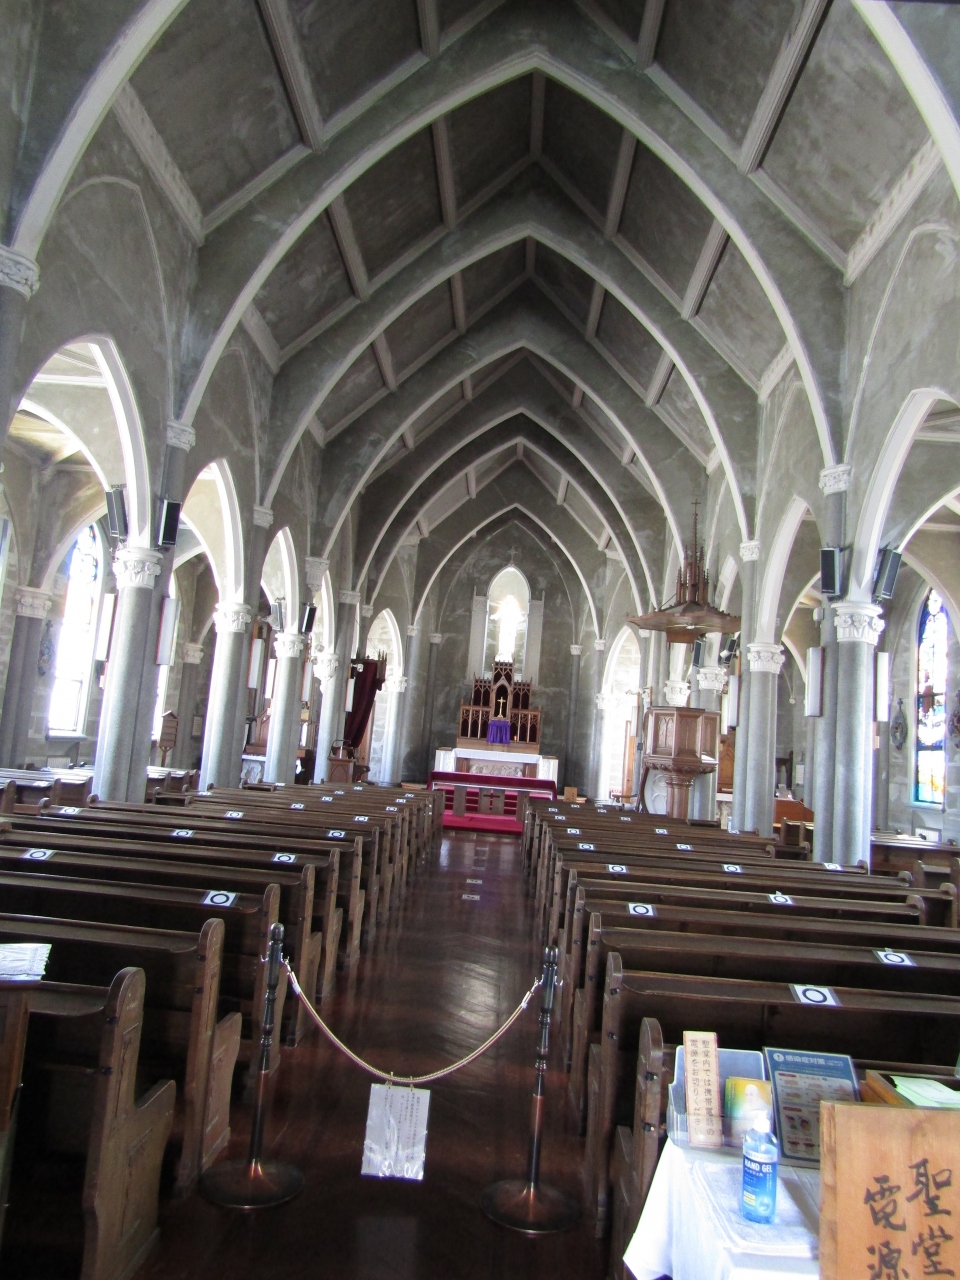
[791,984,840,1007]
[567,828,581,834]
[822,863,843,871]
[290,803,305,810]
[272,853,297,863]
[361,1084,430,1180]
[578,842,595,850]
[201,890,238,907]
[224,810,243,819]
[171,829,195,838]
[769,892,795,905]
[386,806,397,811]
[875,948,915,966]
[620,816,632,822]
[608,864,628,874]
[354,816,369,823]
[628,903,656,917]
[677,843,693,850]
[722,864,743,873]
[58,806,81,815]
[655,828,668,835]
[22,848,54,860]
[327,829,346,838]
[322,796,333,802]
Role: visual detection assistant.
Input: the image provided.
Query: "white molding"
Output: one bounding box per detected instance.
[644,351,674,408]
[0,245,39,298]
[740,540,760,562]
[304,556,329,591]
[570,644,583,657]
[416,0,441,57]
[758,343,795,403]
[252,505,274,529]
[182,642,204,664]
[432,115,457,230]
[274,630,307,658]
[165,420,196,451]
[645,65,740,166]
[15,587,52,618]
[257,0,324,149]
[637,0,665,70]
[241,306,281,375]
[750,169,846,272]
[114,546,163,591]
[697,665,727,693]
[339,590,360,606]
[833,601,884,646]
[819,463,851,495]
[113,85,204,245]
[215,603,252,634]
[429,632,443,644]
[845,138,943,285]
[664,678,691,707]
[202,145,309,235]
[680,220,728,320]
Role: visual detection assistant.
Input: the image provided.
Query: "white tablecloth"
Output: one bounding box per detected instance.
[623,1139,820,1280]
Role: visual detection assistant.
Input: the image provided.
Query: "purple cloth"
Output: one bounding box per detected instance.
[486,719,511,745]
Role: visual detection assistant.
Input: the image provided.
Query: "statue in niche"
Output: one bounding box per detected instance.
[493,593,522,663]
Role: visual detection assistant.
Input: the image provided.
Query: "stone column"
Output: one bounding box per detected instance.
[324,589,359,767]
[812,463,849,853]
[382,675,407,784]
[586,639,606,798]
[419,633,443,777]
[743,642,785,836]
[691,665,726,820]
[358,602,374,654]
[832,602,884,867]
[804,710,817,812]
[0,248,39,444]
[93,547,163,801]
[172,642,203,769]
[198,602,252,791]
[564,643,582,791]
[312,650,339,782]
[0,588,52,766]
[396,623,424,781]
[731,540,759,832]
[873,648,891,832]
[264,631,307,786]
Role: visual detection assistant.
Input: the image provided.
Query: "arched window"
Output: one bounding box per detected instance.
[48,525,104,734]
[484,567,530,675]
[916,588,949,806]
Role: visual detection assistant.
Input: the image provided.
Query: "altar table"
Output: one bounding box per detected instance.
[623,1140,820,1280]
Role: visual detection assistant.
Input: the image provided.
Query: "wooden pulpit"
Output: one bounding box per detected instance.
[640,706,720,820]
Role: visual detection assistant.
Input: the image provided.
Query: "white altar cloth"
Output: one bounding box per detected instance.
[624,1140,819,1280]
[433,747,558,781]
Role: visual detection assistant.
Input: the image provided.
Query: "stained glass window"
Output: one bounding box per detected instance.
[916,589,948,806]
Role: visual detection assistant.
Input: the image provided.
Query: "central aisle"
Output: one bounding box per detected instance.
[141,832,606,1280]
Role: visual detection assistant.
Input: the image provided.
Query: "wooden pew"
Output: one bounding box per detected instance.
[0,913,237,1194]
[0,967,175,1280]
[609,1017,662,1280]
[0,871,282,1081]
[585,961,960,1231]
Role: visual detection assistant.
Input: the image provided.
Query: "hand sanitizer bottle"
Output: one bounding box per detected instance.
[741,1114,778,1223]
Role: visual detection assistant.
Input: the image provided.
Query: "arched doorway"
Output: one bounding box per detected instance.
[365,609,402,784]
[599,628,642,803]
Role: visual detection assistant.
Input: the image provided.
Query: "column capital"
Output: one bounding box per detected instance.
[406,624,419,637]
[747,642,785,674]
[314,649,338,679]
[739,540,760,562]
[304,556,328,591]
[664,678,691,707]
[386,675,408,694]
[429,633,443,645]
[215,602,251,633]
[594,638,605,652]
[113,546,163,590]
[15,587,52,618]
[339,589,360,606]
[274,631,307,659]
[165,420,195,451]
[596,692,617,711]
[361,603,373,618]
[252,504,273,529]
[570,644,583,657]
[0,245,39,299]
[833,601,885,646]
[819,463,852,495]
[697,665,727,693]
[182,642,204,664]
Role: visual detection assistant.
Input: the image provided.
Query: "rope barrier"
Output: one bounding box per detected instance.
[284,961,542,1086]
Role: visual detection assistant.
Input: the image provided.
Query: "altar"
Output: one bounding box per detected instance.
[434,744,558,782]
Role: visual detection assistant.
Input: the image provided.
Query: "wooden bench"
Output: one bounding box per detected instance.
[0,967,175,1280]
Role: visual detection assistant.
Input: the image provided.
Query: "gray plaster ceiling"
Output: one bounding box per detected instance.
[32,0,941,611]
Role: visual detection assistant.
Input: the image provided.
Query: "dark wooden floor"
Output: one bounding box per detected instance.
[140,833,607,1280]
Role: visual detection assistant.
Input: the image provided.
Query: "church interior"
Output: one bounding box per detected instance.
[2,1,960,1277]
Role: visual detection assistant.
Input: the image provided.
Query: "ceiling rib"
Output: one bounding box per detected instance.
[680,220,728,320]
[432,116,458,229]
[571,385,584,409]
[585,280,604,339]
[416,0,441,58]
[462,374,474,401]
[636,0,666,70]
[256,0,325,150]
[645,351,673,408]
[372,333,398,391]
[466,465,477,498]
[530,72,546,158]
[556,475,568,505]
[328,195,371,300]
[605,130,637,237]
[450,272,468,333]
[738,0,830,175]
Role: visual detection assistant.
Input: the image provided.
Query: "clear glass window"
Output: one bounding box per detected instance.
[916,588,948,806]
[48,526,102,734]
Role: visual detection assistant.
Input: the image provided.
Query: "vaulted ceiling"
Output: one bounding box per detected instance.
[40,0,937,609]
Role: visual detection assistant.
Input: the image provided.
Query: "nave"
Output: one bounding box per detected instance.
[139,831,604,1280]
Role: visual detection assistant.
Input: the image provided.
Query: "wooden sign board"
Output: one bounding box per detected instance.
[820,1102,960,1280]
[158,710,179,753]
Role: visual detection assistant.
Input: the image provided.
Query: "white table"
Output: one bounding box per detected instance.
[623,1139,820,1280]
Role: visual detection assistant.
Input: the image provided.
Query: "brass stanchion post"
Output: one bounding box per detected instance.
[481,945,581,1234]
[200,923,304,1209]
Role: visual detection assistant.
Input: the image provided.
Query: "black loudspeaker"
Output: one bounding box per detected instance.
[270,599,286,632]
[157,499,181,548]
[692,637,705,667]
[820,547,841,598]
[105,487,128,540]
[298,602,317,635]
[873,548,902,602]
[719,633,739,666]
